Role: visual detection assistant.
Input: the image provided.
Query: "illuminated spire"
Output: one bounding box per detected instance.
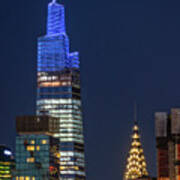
[47,0,66,35]
[124,120,149,180]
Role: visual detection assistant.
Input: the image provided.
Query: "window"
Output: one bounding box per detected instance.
[41,140,47,144]
[56,152,60,158]
[27,146,35,151]
[25,177,30,180]
[30,140,35,145]
[26,158,35,163]
[36,146,40,151]
[20,177,24,180]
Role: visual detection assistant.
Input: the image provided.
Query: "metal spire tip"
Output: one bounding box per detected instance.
[134,102,137,125]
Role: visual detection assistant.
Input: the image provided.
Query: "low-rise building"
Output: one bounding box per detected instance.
[0,145,15,180]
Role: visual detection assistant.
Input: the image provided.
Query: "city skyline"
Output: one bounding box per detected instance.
[1,0,180,180]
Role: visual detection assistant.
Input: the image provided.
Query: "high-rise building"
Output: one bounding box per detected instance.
[155,112,169,180]
[124,122,149,180]
[14,116,60,180]
[36,0,86,179]
[169,109,180,180]
[0,145,14,180]
[155,108,180,180]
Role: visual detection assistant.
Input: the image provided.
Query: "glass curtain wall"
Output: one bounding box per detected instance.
[36,1,86,180]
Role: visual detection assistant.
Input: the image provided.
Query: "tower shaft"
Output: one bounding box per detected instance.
[36,1,86,180]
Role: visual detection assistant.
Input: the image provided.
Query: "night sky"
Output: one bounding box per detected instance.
[1,0,180,179]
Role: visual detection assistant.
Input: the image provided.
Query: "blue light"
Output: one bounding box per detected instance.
[37,2,80,72]
[47,2,66,35]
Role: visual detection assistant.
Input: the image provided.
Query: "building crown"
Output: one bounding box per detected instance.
[124,120,149,180]
[47,0,66,35]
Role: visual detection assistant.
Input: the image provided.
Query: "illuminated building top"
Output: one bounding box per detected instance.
[47,0,65,35]
[38,0,79,72]
[124,122,149,180]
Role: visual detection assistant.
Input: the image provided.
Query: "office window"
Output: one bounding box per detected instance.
[36,146,40,151]
[26,158,35,163]
[20,177,24,180]
[41,140,47,144]
[27,146,35,151]
[25,177,30,180]
[30,140,35,145]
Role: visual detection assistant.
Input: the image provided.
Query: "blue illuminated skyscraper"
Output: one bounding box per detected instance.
[36,0,86,179]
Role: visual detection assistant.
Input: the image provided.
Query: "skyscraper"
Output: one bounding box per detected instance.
[36,1,86,179]
[155,112,169,180]
[124,122,149,180]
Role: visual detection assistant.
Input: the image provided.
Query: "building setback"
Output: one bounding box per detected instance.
[36,0,86,179]
[155,108,180,180]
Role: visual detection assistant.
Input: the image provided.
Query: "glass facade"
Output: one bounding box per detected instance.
[0,145,14,180]
[36,1,86,179]
[15,135,59,180]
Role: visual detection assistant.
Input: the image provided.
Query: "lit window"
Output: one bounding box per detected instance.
[2,162,10,165]
[25,177,30,180]
[41,140,47,144]
[60,166,66,170]
[1,175,11,178]
[56,152,60,158]
[20,177,24,180]
[30,140,35,144]
[36,146,40,151]
[74,166,79,170]
[27,146,35,151]
[26,158,35,163]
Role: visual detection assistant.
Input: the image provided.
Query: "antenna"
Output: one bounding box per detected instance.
[134,102,137,125]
